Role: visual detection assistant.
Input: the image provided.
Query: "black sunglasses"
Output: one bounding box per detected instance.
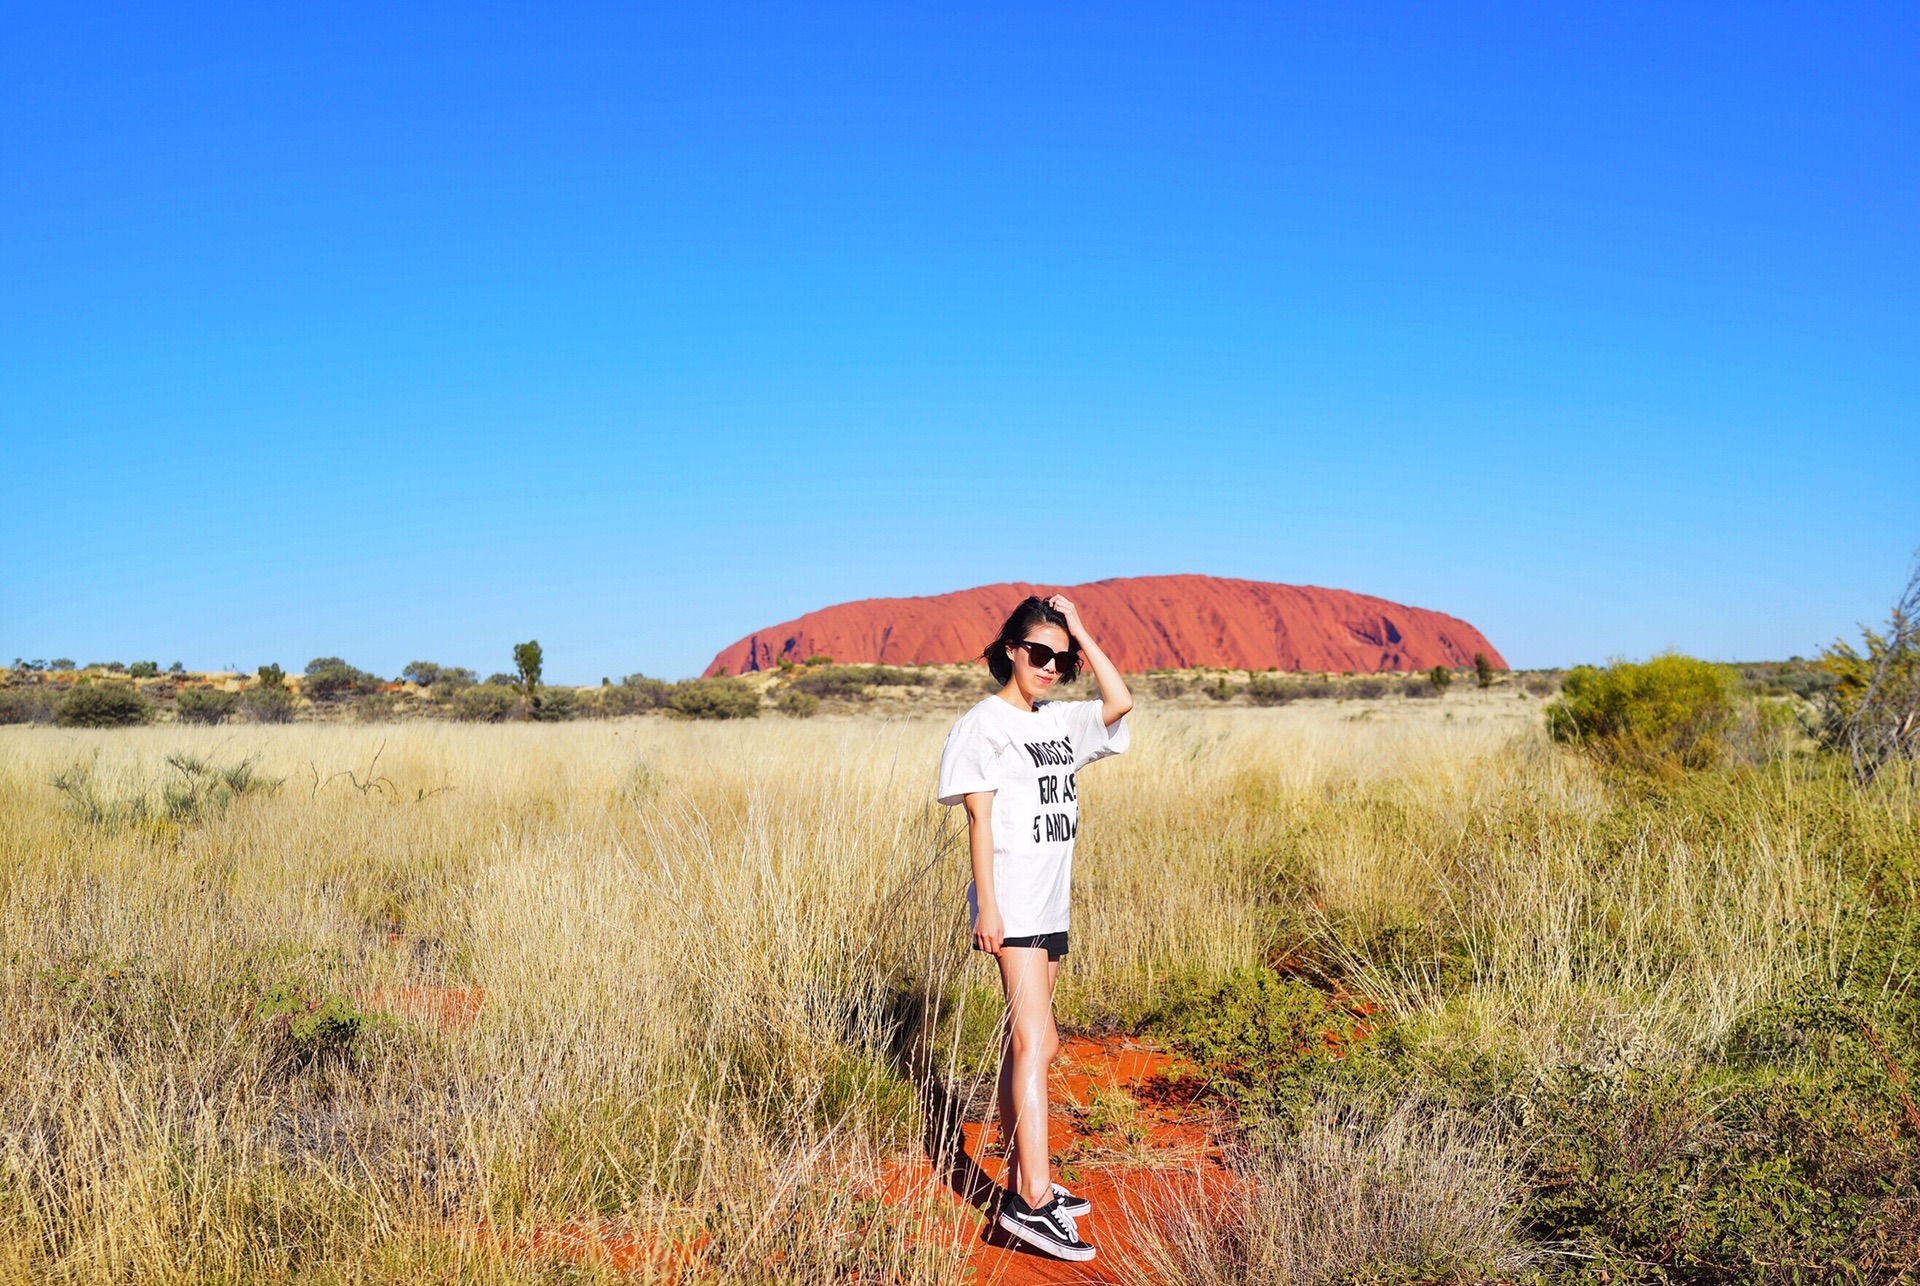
[1009,639,1076,670]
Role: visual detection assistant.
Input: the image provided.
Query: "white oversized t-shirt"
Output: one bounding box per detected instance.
[936,696,1130,937]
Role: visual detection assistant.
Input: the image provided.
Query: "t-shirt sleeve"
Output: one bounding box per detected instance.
[937,714,1001,806]
[1067,698,1130,768]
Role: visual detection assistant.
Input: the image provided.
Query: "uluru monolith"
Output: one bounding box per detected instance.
[704,575,1504,676]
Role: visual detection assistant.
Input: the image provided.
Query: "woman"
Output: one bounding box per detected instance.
[936,593,1133,1262]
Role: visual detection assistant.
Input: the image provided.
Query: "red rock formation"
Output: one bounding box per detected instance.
[704,575,1505,676]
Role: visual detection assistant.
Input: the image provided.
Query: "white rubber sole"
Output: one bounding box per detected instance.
[995,1210,1098,1262]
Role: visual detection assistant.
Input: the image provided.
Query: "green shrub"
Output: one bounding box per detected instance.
[356,692,398,722]
[1402,677,1439,699]
[788,665,917,699]
[668,677,761,720]
[176,688,240,725]
[1246,675,1298,706]
[531,685,579,721]
[1820,562,1920,783]
[302,657,382,703]
[55,683,153,727]
[128,661,159,678]
[1547,654,1740,772]
[778,690,822,718]
[453,683,521,722]
[255,663,286,690]
[241,686,296,724]
[250,979,370,1069]
[49,658,75,671]
[50,753,277,828]
[585,674,670,717]
[1520,1043,1920,1279]
[1474,652,1495,688]
[1427,665,1453,694]
[1152,968,1369,1118]
[0,687,57,724]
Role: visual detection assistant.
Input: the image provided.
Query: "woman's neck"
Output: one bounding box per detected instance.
[995,681,1038,712]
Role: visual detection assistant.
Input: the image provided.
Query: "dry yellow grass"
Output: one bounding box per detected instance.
[0,692,1874,1282]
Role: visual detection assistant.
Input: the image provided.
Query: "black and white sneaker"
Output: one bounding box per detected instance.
[996,1190,1097,1262]
[1051,1182,1092,1218]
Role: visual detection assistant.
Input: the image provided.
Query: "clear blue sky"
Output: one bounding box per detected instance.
[3,4,1914,680]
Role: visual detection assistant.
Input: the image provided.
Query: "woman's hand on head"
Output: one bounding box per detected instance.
[973,907,1005,955]
[1045,595,1085,638]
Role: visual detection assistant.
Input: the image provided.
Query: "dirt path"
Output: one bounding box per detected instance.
[374,984,1228,1282]
[894,1034,1231,1285]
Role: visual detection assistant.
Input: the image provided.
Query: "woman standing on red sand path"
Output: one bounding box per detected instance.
[936,594,1133,1263]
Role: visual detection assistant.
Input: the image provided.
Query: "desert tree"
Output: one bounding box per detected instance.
[1474,652,1495,688]
[513,640,544,716]
[1822,556,1920,784]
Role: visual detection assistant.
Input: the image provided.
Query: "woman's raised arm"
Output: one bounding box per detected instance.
[1046,595,1132,728]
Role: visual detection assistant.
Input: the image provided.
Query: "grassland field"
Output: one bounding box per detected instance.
[2,681,1916,1284]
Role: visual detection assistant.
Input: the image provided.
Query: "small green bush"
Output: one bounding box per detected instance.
[128,661,159,678]
[1246,675,1298,706]
[668,677,761,720]
[356,692,398,722]
[1427,665,1453,693]
[1547,654,1740,772]
[1474,652,1495,688]
[585,674,670,717]
[176,688,240,725]
[251,979,370,1069]
[242,686,296,724]
[531,685,579,721]
[55,683,153,727]
[788,665,917,699]
[1152,968,1369,1118]
[302,657,382,703]
[0,687,57,724]
[778,690,821,718]
[454,683,521,722]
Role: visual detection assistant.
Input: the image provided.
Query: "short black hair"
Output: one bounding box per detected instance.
[983,596,1081,685]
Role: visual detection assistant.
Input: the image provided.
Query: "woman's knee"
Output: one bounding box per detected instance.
[1009,1022,1059,1065]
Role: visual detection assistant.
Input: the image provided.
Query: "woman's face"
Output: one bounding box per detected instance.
[1006,623,1072,700]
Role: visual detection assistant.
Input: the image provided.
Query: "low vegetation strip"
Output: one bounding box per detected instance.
[0,681,1916,1282]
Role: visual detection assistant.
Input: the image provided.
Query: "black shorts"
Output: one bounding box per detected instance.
[983,932,1069,961]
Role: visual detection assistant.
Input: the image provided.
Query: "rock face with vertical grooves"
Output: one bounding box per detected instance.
[703,575,1505,676]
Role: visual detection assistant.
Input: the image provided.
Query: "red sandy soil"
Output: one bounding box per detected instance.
[705,574,1505,677]
[489,1035,1231,1284]
[381,978,1234,1283]
[910,1033,1233,1286]
[358,984,487,1031]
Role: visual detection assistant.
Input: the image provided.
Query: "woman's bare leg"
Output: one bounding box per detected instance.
[995,947,1061,1208]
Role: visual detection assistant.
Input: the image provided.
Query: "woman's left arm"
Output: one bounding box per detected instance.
[1047,595,1133,728]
